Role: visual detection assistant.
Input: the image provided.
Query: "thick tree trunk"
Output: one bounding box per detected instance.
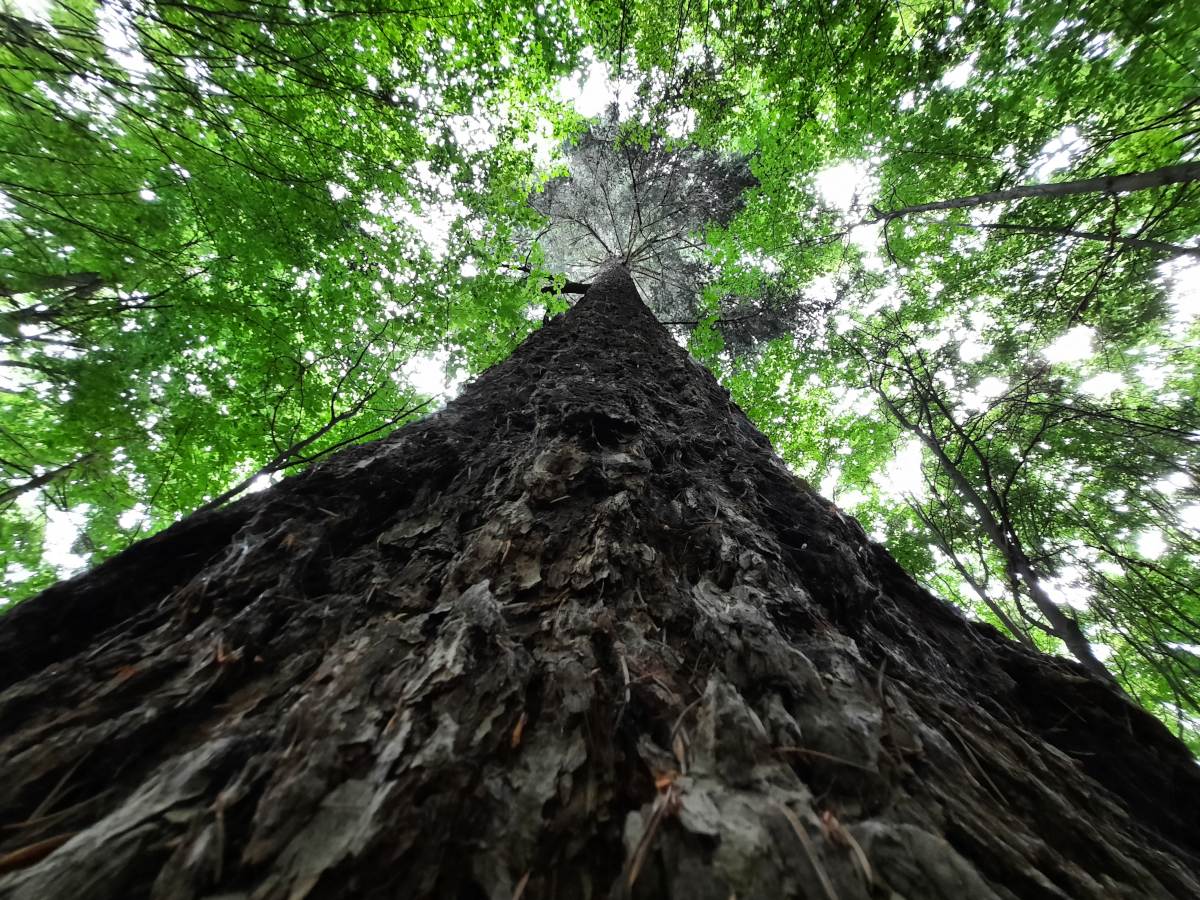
[1,264,1198,900]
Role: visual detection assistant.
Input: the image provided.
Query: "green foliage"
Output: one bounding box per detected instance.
[623,0,1200,744]
[1,0,584,595]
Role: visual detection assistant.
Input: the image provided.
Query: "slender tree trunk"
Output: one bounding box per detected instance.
[194,399,433,514]
[0,454,93,506]
[1,265,1198,899]
[863,161,1200,224]
[963,221,1200,258]
[904,499,1035,649]
[871,389,1117,684]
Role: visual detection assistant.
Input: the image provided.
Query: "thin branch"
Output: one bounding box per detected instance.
[942,220,1200,258]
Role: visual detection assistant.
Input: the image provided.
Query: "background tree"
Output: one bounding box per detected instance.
[660,0,1200,741]
[845,311,1200,694]
[509,105,833,356]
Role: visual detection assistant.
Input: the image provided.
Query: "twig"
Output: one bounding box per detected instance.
[624,786,677,893]
[512,712,528,748]
[875,660,901,762]
[775,802,838,900]
[0,832,80,875]
[511,870,531,900]
[942,718,1009,807]
[775,747,876,772]
[647,673,681,705]
[212,792,227,883]
[821,811,873,890]
[3,790,114,832]
[842,826,872,890]
[669,698,703,742]
[614,653,634,729]
[25,753,89,823]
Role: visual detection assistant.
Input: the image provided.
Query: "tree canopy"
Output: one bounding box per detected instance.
[2,0,1198,744]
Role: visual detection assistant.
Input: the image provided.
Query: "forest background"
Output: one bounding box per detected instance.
[1,0,1198,745]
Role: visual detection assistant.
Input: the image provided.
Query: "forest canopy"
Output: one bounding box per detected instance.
[1,0,1198,744]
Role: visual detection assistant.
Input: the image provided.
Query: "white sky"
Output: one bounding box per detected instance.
[556,54,615,119]
[1138,528,1167,560]
[40,505,89,575]
[940,52,977,90]
[873,437,925,502]
[553,51,663,129]
[1032,126,1084,183]
[1078,371,1125,397]
[1043,325,1095,363]
[402,349,468,401]
[7,0,49,20]
[1160,257,1200,326]
[814,162,875,214]
[960,375,1007,411]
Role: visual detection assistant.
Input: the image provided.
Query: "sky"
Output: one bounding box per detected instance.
[7,0,49,18]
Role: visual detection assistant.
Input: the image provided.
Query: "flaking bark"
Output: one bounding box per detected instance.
[1,264,1198,900]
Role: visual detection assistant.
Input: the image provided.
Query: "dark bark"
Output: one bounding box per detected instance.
[541,281,592,295]
[1,264,1198,900]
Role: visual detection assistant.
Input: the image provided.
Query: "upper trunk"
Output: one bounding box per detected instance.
[1,264,1198,900]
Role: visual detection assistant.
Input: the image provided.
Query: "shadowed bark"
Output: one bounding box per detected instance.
[1,264,1198,900]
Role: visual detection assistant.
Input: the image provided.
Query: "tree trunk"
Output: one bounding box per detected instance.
[0,455,93,507]
[964,222,1200,258]
[1,264,1198,900]
[863,161,1200,224]
[870,387,1117,684]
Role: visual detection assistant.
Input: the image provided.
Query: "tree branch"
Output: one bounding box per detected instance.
[540,281,591,295]
[946,220,1200,258]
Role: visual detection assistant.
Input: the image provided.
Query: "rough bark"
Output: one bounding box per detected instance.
[1,264,1199,900]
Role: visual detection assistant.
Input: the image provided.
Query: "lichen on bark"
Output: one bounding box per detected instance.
[1,264,1198,900]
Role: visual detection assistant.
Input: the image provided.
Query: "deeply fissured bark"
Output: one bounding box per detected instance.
[1,265,1198,899]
